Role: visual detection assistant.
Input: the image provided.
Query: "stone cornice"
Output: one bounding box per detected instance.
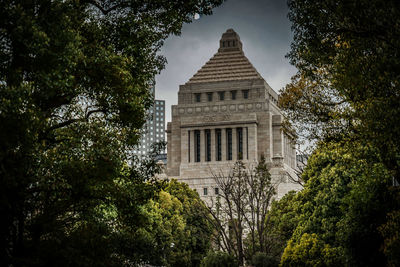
[180,120,258,128]
[172,102,268,117]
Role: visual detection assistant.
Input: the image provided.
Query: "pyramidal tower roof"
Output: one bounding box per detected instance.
[187,29,263,84]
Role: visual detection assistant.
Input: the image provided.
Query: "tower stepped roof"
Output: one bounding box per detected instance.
[187,29,263,84]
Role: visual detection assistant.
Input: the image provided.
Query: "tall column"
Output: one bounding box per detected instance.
[211,128,216,162]
[232,128,237,161]
[221,128,226,161]
[200,129,205,162]
[248,124,258,160]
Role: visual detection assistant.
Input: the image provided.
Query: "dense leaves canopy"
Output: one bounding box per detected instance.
[0,0,223,265]
[278,142,399,266]
[281,0,400,182]
[274,1,400,266]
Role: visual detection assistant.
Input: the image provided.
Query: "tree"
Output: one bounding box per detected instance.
[207,158,277,265]
[379,209,400,267]
[129,179,213,267]
[245,156,278,256]
[280,2,400,264]
[254,191,300,263]
[278,142,399,266]
[281,0,400,183]
[164,179,214,267]
[0,0,223,265]
[200,251,238,267]
[281,233,342,267]
[251,252,279,267]
[136,190,187,266]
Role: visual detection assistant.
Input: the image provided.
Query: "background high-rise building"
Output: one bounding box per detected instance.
[133,85,166,156]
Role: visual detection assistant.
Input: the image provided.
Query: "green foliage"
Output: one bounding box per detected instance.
[279,142,398,266]
[282,0,400,183]
[379,208,400,267]
[200,251,238,267]
[129,179,212,267]
[280,233,342,267]
[164,179,213,266]
[0,0,223,265]
[137,190,187,266]
[279,1,400,265]
[256,191,300,262]
[251,252,279,267]
[268,191,300,243]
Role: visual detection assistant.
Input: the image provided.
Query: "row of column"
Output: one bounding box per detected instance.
[187,127,249,163]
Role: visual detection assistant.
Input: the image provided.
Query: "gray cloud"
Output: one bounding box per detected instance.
[155,0,296,122]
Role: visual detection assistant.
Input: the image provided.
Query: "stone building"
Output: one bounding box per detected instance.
[166,29,300,200]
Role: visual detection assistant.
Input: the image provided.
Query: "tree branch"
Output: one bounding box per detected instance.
[39,109,107,142]
[86,0,124,15]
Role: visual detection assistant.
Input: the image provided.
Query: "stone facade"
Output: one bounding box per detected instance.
[166,29,301,201]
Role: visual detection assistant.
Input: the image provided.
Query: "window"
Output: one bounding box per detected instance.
[242,90,249,99]
[218,91,225,101]
[237,128,243,160]
[195,93,201,102]
[231,90,237,100]
[203,187,208,196]
[246,127,249,159]
[215,188,219,195]
[216,129,222,161]
[205,129,211,161]
[227,128,232,160]
[207,92,213,101]
[195,130,201,162]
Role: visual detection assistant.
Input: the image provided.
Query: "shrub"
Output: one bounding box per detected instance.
[200,251,238,267]
[251,252,279,267]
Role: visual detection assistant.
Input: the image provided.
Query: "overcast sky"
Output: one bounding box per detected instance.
[155,0,296,123]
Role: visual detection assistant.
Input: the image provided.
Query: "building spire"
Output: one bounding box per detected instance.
[218,28,243,52]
